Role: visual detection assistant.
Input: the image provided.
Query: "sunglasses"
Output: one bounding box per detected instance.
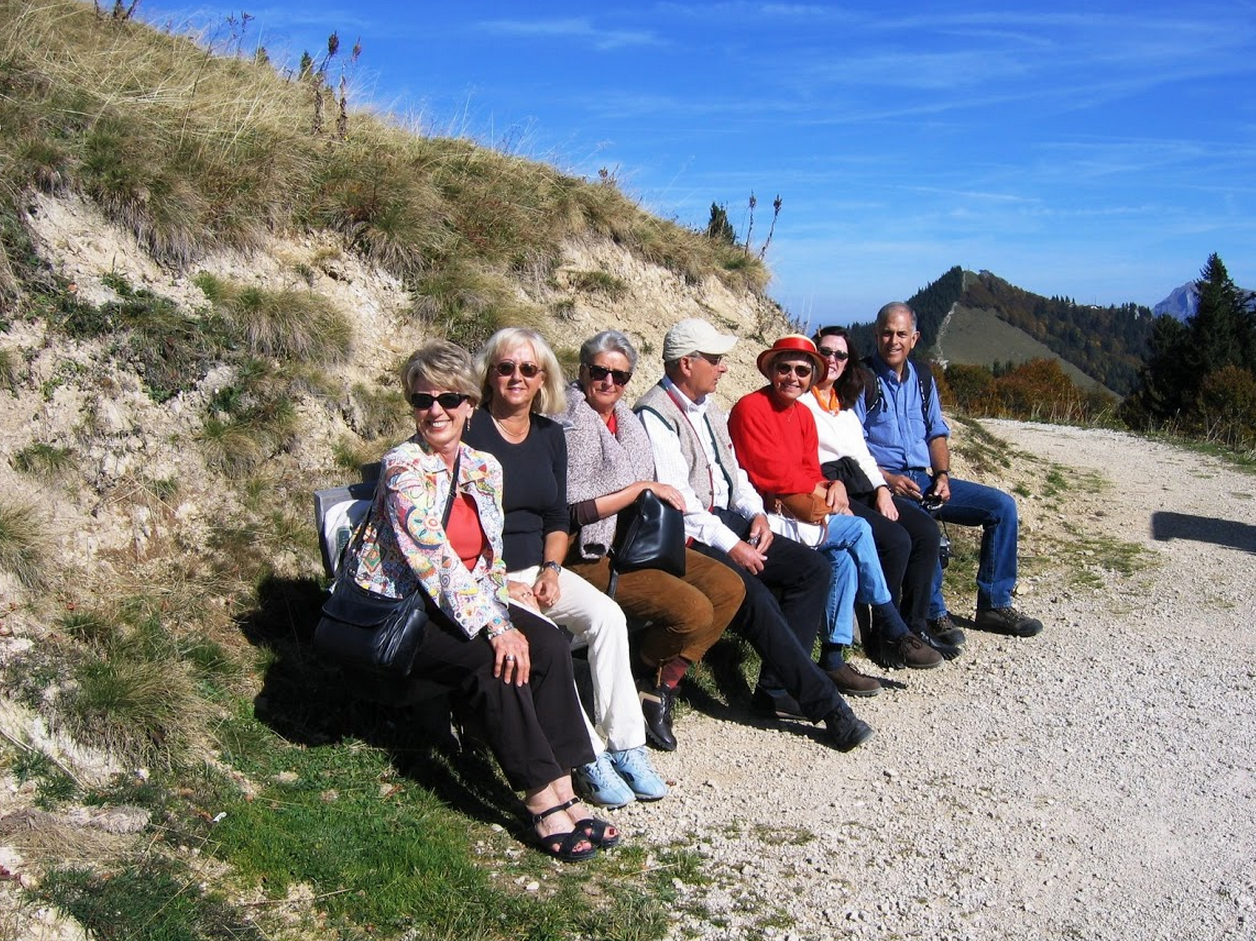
[586,363,633,386]
[494,360,542,378]
[774,362,814,378]
[817,347,850,361]
[695,353,725,366]
[409,391,471,410]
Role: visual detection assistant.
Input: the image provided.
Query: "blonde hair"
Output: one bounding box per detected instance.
[401,340,480,402]
[475,327,567,415]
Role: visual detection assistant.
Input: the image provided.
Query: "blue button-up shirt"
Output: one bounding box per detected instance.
[854,355,949,473]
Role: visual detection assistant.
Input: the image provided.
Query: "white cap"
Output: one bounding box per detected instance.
[662,318,738,362]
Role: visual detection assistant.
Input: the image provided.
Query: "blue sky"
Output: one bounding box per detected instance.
[140,1,1256,326]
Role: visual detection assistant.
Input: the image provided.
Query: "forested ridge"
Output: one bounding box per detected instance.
[847,266,1154,394]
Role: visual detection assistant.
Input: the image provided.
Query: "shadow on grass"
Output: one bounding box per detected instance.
[234,573,521,831]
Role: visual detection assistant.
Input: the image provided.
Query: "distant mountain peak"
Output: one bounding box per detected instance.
[1153,283,1198,321]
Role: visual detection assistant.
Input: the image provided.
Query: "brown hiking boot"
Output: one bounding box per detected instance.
[884,633,943,669]
[974,606,1043,637]
[826,661,882,697]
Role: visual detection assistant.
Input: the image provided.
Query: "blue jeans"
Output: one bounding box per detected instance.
[906,471,1019,616]
[817,514,892,645]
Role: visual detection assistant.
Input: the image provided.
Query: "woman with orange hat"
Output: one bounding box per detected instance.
[728,335,943,693]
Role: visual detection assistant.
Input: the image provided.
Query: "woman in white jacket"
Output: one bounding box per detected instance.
[802,326,964,653]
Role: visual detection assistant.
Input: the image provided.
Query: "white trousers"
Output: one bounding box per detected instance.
[509,565,645,754]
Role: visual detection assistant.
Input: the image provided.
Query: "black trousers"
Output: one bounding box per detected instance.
[692,508,849,722]
[414,605,595,791]
[850,495,941,634]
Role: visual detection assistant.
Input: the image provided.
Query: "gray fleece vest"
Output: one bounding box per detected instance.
[634,382,743,511]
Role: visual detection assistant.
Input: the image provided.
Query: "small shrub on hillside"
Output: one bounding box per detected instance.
[0,499,46,589]
[345,381,408,440]
[409,262,542,352]
[11,442,73,474]
[194,273,352,364]
[567,269,627,299]
[10,747,79,810]
[0,346,19,391]
[1193,365,1256,450]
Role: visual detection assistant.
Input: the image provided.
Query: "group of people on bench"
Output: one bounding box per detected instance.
[338,303,1041,861]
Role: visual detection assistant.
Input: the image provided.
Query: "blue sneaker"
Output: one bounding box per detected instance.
[573,753,636,809]
[608,746,668,801]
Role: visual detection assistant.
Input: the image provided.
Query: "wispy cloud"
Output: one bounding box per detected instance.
[479,17,663,51]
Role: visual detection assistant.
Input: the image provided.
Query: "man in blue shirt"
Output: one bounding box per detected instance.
[855,302,1043,639]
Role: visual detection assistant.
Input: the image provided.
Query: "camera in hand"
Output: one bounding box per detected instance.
[921,491,944,512]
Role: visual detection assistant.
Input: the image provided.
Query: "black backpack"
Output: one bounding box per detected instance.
[861,358,936,425]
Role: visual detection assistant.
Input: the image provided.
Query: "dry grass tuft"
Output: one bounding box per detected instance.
[0,499,46,589]
[195,273,352,363]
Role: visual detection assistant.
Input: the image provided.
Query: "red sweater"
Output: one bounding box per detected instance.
[728,387,824,498]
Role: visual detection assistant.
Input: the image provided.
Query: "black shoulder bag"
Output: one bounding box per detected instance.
[606,487,686,598]
[313,456,461,677]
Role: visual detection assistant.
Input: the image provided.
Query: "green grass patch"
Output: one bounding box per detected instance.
[8,746,79,810]
[1056,523,1155,589]
[38,855,265,941]
[11,441,73,474]
[950,415,1018,474]
[204,708,671,940]
[567,269,627,299]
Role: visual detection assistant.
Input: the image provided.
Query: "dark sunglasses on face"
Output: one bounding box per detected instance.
[494,360,542,378]
[775,362,814,378]
[410,391,471,410]
[818,347,850,361]
[695,352,725,366]
[586,363,633,386]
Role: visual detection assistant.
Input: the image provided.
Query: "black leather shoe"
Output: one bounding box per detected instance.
[916,630,962,661]
[639,681,678,751]
[750,687,808,721]
[824,709,874,752]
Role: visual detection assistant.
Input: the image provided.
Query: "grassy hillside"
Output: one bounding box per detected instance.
[937,305,1116,396]
[0,4,790,939]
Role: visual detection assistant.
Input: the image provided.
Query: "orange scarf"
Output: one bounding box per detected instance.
[811,386,841,414]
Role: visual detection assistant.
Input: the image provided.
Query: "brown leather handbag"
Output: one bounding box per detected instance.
[771,491,830,525]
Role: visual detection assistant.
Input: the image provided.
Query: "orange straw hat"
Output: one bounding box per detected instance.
[756,334,828,380]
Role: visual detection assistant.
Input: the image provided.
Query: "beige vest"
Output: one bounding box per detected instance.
[634,381,743,511]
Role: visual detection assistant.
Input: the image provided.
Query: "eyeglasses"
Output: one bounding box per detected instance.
[409,391,471,410]
[586,364,633,386]
[774,362,814,379]
[817,347,850,361]
[695,353,725,366]
[494,360,542,378]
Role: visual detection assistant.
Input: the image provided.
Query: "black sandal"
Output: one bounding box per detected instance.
[560,797,621,849]
[529,802,598,862]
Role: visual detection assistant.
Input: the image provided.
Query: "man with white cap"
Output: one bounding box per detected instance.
[633,318,873,752]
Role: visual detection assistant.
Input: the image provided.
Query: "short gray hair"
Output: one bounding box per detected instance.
[579,330,639,372]
[875,302,917,331]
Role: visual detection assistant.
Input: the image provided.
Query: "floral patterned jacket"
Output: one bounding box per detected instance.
[349,437,511,640]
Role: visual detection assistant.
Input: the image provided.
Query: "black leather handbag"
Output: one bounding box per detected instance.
[606,487,686,598]
[313,457,459,677]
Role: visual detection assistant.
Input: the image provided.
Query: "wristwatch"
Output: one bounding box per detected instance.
[541,561,562,575]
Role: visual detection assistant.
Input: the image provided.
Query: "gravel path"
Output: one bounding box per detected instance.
[611,420,1256,941]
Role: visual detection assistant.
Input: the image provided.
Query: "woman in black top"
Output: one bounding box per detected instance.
[462,328,668,809]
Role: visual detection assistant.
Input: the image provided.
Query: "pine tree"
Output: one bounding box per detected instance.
[1188,253,1250,374]
[705,203,735,245]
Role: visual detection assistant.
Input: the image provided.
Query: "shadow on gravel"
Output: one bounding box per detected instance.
[1151,511,1256,554]
[235,574,521,831]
